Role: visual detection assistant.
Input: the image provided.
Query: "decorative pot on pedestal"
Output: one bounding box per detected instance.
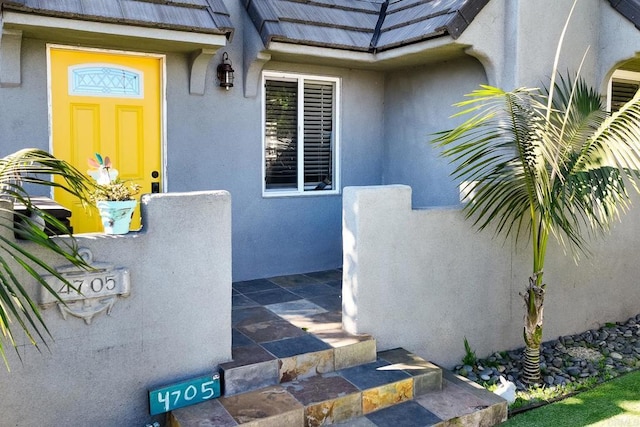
[88,154,141,235]
[96,199,136,235]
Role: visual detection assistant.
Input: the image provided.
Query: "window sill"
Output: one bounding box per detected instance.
[262,189,341,198]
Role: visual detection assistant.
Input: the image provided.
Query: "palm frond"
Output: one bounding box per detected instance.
[588,88,640,176]
[542,74,606,174]
[432,86,543,241]
[432,72,640,263]
[0,148,95,370]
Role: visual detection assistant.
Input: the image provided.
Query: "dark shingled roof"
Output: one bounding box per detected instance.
[0,0,234,38]
[2,1,638,55]
[243,0,490,52]
[609,0,640,30]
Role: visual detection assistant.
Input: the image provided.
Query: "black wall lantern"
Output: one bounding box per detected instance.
[217,52,234,90]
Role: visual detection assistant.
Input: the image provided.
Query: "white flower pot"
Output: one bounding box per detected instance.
[96,200,137,235]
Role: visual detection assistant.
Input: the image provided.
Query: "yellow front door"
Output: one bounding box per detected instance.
[49,46,162,233]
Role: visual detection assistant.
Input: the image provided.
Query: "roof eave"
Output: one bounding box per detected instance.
[268,36,371,53]
[2,11,229,52]
[265,36,465,71]
[0,2,234,41]
[374,30,448,53]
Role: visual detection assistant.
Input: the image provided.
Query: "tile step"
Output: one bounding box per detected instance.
[222,330,377,396]
[170,349,509,427]
[333,369,508,427]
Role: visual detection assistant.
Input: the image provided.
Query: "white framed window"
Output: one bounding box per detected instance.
[608,69,640,112]
[262,71,340,196]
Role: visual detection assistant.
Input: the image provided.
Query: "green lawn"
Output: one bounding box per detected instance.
[502,370,640,426]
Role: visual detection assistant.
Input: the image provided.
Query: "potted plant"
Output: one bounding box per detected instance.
[88,154,141,235]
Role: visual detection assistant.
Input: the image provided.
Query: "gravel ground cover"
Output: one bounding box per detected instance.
[453,314,640,395]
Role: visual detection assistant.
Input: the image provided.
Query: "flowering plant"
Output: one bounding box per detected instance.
[87,154,141,202]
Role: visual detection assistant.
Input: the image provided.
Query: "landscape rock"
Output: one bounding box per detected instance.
[452,314,640,392]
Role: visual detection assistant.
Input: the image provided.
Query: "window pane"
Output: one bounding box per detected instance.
[304,81,334,190]
[265,80,298,190]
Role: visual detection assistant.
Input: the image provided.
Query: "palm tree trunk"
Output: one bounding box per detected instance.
[522,275,545,384]
[523,345,541,384]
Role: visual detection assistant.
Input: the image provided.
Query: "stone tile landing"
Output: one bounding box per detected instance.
[169,270,507,426]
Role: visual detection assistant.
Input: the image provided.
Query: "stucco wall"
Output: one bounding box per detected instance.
[343,185,640,368]
[440,0,599,91]
[166,49,386,280]
[461,0,619,90]
[383,0,640,210]
[598,1,640,88]
[0,28,386,283]
[0,191,231,427]
[0,37,50,180]
[382,56,488,207]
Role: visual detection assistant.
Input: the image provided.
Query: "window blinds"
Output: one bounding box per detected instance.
[304,81,334,189]
[611,80,639,112]
[265,80,298,189]
[264,78,335,191]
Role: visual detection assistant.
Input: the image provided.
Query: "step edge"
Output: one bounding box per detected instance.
[222,338,379,396]
[440,367,508,406]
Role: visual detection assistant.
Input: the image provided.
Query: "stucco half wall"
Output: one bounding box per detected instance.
[0,191,232,427]
[343,185,640,368]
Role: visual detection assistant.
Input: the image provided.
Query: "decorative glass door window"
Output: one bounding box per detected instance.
[68,64,143,98]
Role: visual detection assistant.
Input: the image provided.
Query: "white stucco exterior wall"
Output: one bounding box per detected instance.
[343,185,640,368]
[0,23,387,282]
[461,0,640,91]
[386,0,640,211]
[0,191,232,427]
[382,56,488,208]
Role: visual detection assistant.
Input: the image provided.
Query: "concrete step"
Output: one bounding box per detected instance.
[169,349,507,427]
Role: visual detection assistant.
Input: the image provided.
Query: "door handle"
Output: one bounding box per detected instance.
[151,171,160,193]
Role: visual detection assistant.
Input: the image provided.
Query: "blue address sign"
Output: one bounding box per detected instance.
[149,373,221,415]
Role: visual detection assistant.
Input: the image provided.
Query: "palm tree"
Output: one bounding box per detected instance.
[432,65,640,383]
[0,148,94,369]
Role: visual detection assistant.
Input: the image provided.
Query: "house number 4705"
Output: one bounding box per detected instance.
[149,374,221,415]
[59,276,116,296]
[156,381,215,411]
[41,268,130,305]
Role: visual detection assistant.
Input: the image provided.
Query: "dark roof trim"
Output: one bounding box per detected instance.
[609,0,640,30]
[448,0,492,38]
[370,0,390,51]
